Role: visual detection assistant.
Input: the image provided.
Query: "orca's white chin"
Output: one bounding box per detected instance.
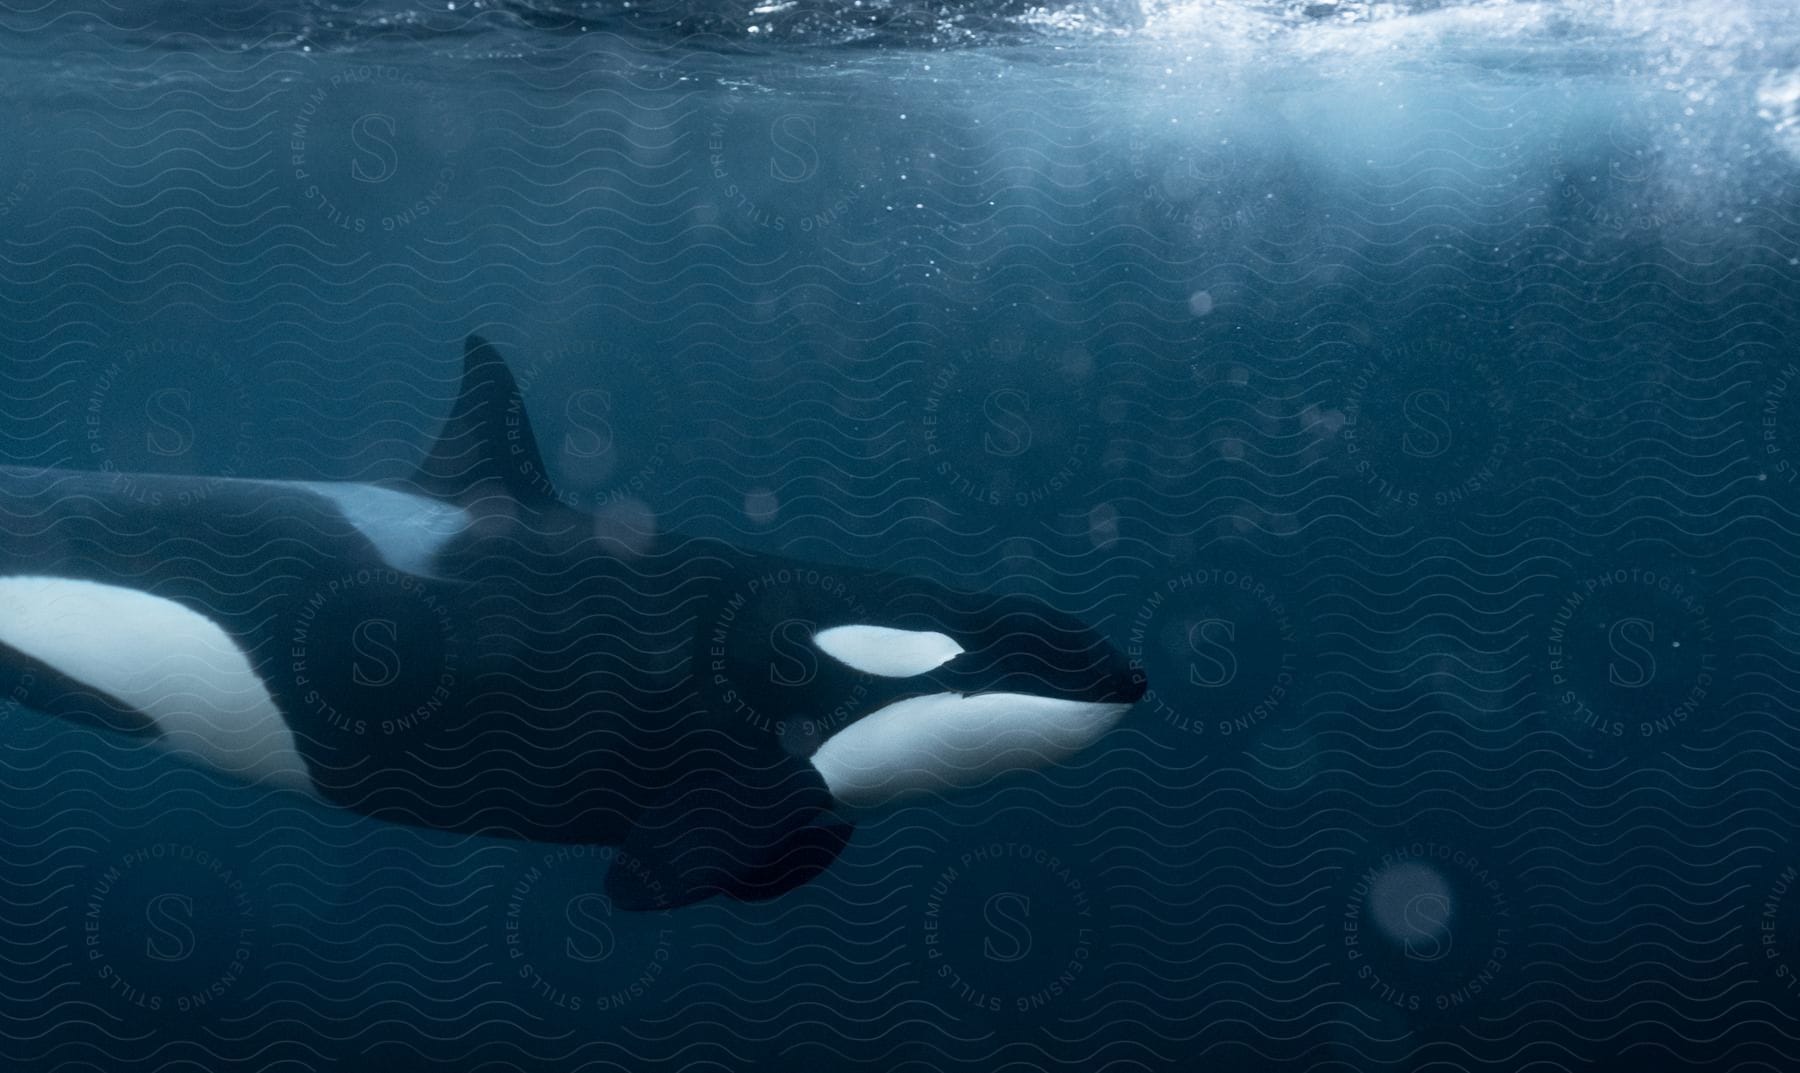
[807,692,1132,810]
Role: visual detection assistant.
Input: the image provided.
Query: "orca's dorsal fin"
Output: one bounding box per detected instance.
[407,334,556,507]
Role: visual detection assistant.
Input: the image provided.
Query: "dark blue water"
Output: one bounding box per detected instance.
[4,1,1800,1069]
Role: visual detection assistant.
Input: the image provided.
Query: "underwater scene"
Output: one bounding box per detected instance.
[3,0,1800,1069]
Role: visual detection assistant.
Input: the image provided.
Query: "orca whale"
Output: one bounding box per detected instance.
[0,335,1145,909]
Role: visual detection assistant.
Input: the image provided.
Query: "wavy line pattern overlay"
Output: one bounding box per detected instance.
[4,1,1800,1071]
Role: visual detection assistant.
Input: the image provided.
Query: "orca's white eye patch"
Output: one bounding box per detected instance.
[813,625,963,678]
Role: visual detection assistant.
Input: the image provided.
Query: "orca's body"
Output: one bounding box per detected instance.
[0,336,1144,908]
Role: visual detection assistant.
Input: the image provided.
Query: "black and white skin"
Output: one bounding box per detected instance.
[0,335,1146,909]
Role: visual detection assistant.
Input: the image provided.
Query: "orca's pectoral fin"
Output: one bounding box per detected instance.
[606,753,853,911]
[723,818,855,903]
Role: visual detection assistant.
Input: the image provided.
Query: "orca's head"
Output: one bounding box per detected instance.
[764,586,1147,812]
